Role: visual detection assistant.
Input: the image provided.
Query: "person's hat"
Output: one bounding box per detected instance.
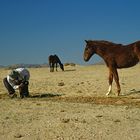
[9,70,19,79]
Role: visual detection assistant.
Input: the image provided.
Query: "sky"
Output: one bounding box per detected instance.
[0,0,140,66]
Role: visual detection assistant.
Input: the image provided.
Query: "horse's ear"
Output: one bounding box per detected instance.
[85,40,88,43]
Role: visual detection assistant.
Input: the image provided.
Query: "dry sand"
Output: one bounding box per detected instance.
[0,65,140,140]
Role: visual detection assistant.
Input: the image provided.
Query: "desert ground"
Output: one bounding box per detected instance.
[0,64,140,140]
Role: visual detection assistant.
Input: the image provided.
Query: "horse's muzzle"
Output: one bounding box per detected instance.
[84,56,89,62]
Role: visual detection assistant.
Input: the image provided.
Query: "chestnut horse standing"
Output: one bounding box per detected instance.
[48,55,64,72]
[84,40,140,96]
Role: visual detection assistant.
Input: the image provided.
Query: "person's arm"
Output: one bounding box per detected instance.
[7,75,19,89]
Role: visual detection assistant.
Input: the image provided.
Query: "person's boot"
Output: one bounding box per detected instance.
[9,93,17,98]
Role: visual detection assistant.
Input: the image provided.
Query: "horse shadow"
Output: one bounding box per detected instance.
[121,89,140,96]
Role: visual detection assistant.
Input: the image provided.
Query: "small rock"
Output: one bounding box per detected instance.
[121,82,125,85]
[5,116,10,120]
[96,115,103,118]
[115,100,124,105]
[81,119,86,123]
[130,89,136,92]
[114,119,121,123]
[58,82,65,86]
[77,90,82,93]
[14,133,23,138]
[60,110,65,112]
[61,118,70,123]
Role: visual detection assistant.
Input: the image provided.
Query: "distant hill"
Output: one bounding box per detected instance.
[0,65,6,68]
[0,62,78,69]
[93,60,105,65]
[0,63,49,69]
[93,61,140,65]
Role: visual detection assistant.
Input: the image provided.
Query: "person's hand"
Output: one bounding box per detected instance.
[13,80,20,85]
[19,83,24,88]
[19,81,29,88]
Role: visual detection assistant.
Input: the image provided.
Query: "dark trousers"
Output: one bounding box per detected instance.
[3,78,29,98]
[3,77,15,95]
[19,81,29,98]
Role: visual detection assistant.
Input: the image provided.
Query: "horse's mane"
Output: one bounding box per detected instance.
[91,40,122,46]
[88,40,140,47]
[96,40,140,47]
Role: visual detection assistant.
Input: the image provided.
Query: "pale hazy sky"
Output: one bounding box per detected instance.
[0,0,140,65]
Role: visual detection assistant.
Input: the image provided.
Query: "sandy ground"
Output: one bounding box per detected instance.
[0,65,140,140]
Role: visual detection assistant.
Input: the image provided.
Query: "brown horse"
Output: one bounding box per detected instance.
[84,40,140,96]
[48,54,64,72]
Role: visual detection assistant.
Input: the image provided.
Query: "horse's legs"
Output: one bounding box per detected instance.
[49,63,51,72]
[106,68,113,96]
[113,68,121,96]
[55,63,58,71]
[50,63,54,72]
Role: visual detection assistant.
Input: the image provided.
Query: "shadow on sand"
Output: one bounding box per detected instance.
[64,69,76,72]
[29,93,63,99]
[121,89,140,96]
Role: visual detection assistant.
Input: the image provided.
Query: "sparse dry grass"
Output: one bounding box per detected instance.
[0,65,140,140]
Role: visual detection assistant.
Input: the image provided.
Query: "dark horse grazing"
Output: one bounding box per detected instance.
[84,40,140,96]
[48,55,64,72]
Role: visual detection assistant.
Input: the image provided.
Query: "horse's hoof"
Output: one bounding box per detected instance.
[106,92,110,96]
[106,93,109,96]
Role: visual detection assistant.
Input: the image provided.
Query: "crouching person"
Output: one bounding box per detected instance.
[3,68,30,98]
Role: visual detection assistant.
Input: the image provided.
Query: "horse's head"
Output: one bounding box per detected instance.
[60,63,64,71]
[84,40,96,61]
